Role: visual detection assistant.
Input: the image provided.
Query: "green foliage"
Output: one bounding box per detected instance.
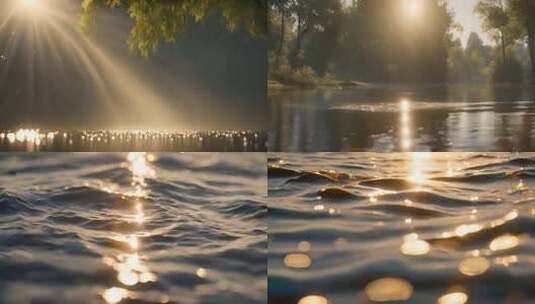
[508,0,535,81]
[80,0,267,57]
[508,0,535,29]
[271,63,319,87]
[301,0,343,75]
[447,39,467,82]
[476,0,535,80]
[447,34,493,83]
[269,0,456,84]
[491,52,524,83]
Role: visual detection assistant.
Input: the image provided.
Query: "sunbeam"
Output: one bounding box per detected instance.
[1,0,179,130]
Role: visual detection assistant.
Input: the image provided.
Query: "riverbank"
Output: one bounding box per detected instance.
[269,79,535,92]
[268,79,370,91]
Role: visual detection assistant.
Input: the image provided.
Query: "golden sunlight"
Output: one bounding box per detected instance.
[489,234,519,252]
[18,0,43,13]
[365,277,413,302]
[400,99,412,151]
[298,295,329,304]
[455,224,482,237]
[437,292,468,304]
[20,0,37,7]
[409,152,430,184]
[102,287,130,304]
[458,257,490,276]
[405,0,422,18]
[401,233,430,256]
[284,253,312,269]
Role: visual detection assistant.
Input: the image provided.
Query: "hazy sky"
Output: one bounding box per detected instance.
[447,0,494,46]
[340,0,494,46]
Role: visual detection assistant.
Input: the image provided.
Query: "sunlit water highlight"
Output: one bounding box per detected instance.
[0,153,266,303]
[268,153,535,303]
[0,128,266,152]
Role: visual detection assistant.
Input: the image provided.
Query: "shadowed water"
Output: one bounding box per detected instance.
[270,85,535,152]
[268,153,535,303]
[0,153,266,304]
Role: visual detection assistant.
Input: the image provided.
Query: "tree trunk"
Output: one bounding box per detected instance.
[500,0,506,63]
[293,16,304,67]
[528,20,535,82]
[501,30,506,63]
[275,10,286,67]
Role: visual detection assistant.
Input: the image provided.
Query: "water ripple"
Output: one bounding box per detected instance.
[269,153,535,303]
[0,153,266,304]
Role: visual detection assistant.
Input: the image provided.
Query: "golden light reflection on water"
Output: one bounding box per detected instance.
[409,152,431,184]
[489,234,519,252]
[134,202,144,224]
[271,153,535,303]
[103,287,130,304]
[101,153,159,303]
[284,253,312,269]
[196,268,208,279]
[298,241,311,252]
[298,295,329,304]
[126,152,156,197]
[491,209,518,228]
[458,256,490,276]
[365,277,413,302]
[400,99,412,151]
[454,224,482,237]
[401,233,430,256]
[495,255,518,267]
[437,292,468,304]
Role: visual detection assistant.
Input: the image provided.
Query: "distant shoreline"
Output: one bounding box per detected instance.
[268,79,535,92]
[268,79,371,91]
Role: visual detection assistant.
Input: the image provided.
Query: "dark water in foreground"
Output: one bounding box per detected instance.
[0,153,266,304]
[270,85,535,152]
[268,153,535,303]
[0,130,267,152]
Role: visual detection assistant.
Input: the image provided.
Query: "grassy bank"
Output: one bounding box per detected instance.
[269,65,370,90]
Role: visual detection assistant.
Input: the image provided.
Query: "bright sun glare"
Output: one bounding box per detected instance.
[406,0,421,17]
[20,0,37,6]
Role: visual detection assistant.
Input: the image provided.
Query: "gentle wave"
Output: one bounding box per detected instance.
[0,153,266,304]
[269,153,535,304]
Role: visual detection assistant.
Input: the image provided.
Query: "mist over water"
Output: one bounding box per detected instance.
[0,153,266,303]
[0,0,266,131]
[268,153,535,303]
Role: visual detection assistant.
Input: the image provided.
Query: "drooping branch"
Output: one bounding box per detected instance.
[80,0,267,57]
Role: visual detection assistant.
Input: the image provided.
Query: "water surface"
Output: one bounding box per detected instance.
[270,85,535,151]
[0,153,266,303]
[0,129,266,152]
[269,153,535,303]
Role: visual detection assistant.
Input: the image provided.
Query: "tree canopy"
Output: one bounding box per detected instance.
[476,0,535,80]
[80,0,267,57]
[269,0,455,83]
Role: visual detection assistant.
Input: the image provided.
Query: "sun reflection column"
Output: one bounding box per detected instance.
[400,153,432,255]
[400,99,413,151]
[102,152,157,304]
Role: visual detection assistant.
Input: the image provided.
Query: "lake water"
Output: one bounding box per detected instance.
[0,153,266,304]
[268,153,535,303]
[269,85,535,152]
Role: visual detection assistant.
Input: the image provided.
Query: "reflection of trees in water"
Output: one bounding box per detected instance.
[270,93,335,152]
[492,86,535,151]
[271,86,535,151]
